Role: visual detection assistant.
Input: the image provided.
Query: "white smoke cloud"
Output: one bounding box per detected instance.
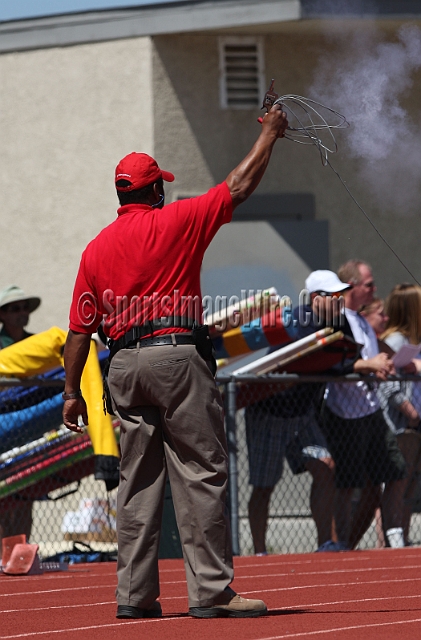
[310,22,421,213]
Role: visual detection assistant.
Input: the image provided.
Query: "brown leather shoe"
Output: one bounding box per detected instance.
[189,592,267,618]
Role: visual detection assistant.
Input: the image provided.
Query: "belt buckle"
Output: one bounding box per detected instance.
[159,316,172,329]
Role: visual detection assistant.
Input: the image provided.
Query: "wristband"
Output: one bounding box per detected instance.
[62,390,82,401]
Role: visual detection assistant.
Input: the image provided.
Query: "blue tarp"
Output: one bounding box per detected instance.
[0,393,64,455]
[0,351,109,454]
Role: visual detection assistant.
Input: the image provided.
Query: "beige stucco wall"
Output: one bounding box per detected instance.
[153,33,272,197]
[0,37,154,333]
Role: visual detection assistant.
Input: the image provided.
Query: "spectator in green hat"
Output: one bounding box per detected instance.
[0,285,41,349]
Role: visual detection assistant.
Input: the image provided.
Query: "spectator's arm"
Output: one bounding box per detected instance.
[411,359,421,374]
[398,399,420,428]
[353,352,395,381]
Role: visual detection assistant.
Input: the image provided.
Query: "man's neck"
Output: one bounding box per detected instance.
[344,293,359,312]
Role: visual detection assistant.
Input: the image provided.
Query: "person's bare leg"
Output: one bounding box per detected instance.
[334,487,354,548]
[349,479,381,549]
[382,479,405,532]
[397,431,421,544]
[305,458,336,546]
[374,507,386,548]
[402,466,420,543]
[248,486,273,554]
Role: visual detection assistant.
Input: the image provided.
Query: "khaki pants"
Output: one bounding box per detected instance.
[108,343,233,608]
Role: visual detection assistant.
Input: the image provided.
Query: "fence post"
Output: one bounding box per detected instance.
[225,378,240,556]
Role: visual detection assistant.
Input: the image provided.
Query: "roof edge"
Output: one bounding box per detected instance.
[0,0,301,53]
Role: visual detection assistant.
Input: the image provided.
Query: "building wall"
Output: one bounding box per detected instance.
[0,37,154,332]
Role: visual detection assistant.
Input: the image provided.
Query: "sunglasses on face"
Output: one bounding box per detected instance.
[315,291,344,298]
[4,302,30,313]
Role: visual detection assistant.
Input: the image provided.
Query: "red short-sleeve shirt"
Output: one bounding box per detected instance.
[69,181,233,340]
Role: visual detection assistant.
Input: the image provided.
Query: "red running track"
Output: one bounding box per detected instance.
[1,548,421,639]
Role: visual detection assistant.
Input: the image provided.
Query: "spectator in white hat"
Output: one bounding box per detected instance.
[0,285,41,349]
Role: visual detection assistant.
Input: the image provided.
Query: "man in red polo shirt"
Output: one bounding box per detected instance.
[63,104,288,619]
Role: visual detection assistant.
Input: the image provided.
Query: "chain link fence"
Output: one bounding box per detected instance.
[0,376,119,560]
[1,373,421,560]
[221,374,421,555]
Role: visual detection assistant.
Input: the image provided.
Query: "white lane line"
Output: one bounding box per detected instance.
[2,551,419,585]
[3,578,421,615]
[3,591,421,616]
[161,562,421,585]
[282,592,421,610]
[159,551,421,574]
[2,599,421,638]
[0,602,115,614]
[235,551,421,570]
[251,616,421,639]
[4,549,416,582]
[3,563,421,599]
[0,594,188,611]
[231,563,421,581]
[242,575,421,595]
[0,617,186,639]
[0,573,97,584]
[3,590,421,616]
[0,585,114,598]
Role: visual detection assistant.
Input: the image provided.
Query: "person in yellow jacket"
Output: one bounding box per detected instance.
[0,284,41,543]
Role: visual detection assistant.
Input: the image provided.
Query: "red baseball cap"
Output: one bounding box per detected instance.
[115,152,175,192]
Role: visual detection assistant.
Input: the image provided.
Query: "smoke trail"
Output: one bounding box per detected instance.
[310,21,421,213]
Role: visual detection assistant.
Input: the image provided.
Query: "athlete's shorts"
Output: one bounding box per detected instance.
[245,404,331,488]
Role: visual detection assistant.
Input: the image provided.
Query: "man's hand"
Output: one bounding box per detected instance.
[354,352,395,380]
[402,361,417,375]
[405,359,421,375]
[261,103,288,138]
[408,415,421,429]
[62,330,92,432]
[63,397,89,433]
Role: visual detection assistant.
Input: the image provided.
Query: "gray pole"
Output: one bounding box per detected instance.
[226,378,240,555]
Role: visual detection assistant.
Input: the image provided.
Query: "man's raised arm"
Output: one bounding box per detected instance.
[225,104,288,210]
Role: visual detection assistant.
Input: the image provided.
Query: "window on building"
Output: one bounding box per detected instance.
[219,36,265,109]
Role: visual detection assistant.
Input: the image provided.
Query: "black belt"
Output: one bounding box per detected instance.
[108,316,195,359]
[125,334,194,348]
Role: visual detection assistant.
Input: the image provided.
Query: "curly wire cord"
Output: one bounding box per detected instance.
[274,95,348,165]
[273,95,420,285]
